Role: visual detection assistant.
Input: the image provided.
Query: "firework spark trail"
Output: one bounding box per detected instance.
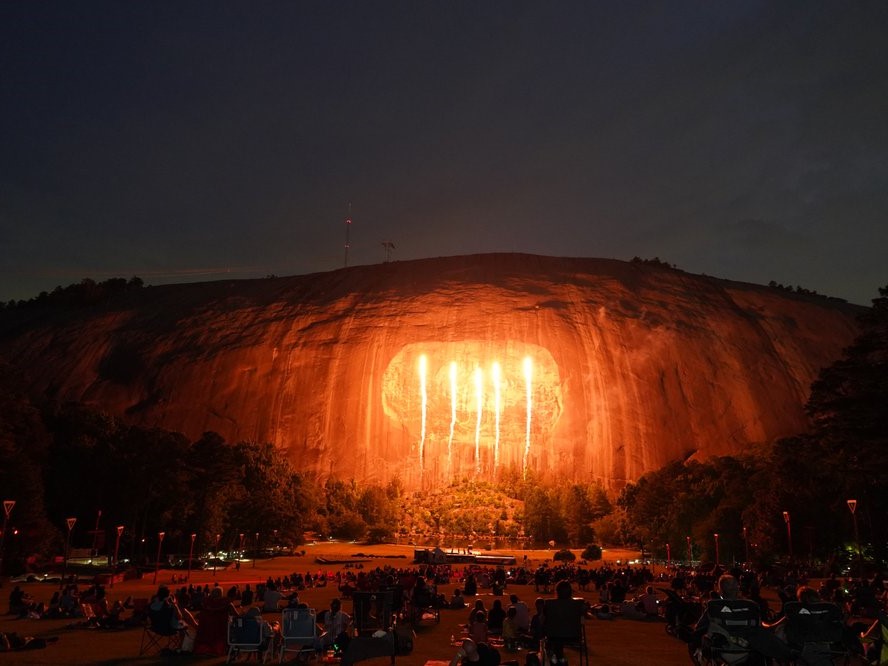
[523,356,533,480]
[448,361,457,479]
[419,354,427,481]
[492,361,501,473]
[474,366,483,477]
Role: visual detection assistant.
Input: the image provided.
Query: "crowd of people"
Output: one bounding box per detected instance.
[3,557,886,663]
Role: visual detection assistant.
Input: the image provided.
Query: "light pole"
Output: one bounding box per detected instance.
[214,533,220,577]
[783,511,792,560]
[253,532,259,568]
[686,536,692,564]
[743,526,749,565]
[187,533,196,582]
[847,499,863,579]
[714,533,720,566]
[0,500,14,578]
[152,532,165,585]
[666,543,671,565]
[91,509,102,557]
[111,525,124,588]
[62,517,76,589]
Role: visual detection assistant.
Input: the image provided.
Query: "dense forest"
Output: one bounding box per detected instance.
[0,285,884,575]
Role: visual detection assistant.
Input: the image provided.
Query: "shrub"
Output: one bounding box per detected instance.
[553,548,576,562]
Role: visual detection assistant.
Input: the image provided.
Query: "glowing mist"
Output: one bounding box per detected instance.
[523,356,533,480]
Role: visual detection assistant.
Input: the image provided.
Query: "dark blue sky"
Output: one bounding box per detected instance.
[2,1,886,304]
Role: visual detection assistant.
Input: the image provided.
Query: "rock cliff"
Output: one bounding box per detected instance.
[0,254,864,490]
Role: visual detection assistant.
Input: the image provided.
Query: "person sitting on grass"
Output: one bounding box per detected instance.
[450,588,467,609]
[501,607,519,651]
[468,609,489,645]
[450,637,501,666]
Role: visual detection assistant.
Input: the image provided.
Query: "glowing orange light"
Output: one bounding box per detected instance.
[492,361,501,473]
[474,366,483,477]
[419,354,427,479]
[449,361,457,478]
[523,356,533,479]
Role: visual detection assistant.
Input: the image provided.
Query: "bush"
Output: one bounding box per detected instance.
[553,548,576,562]
[581,544,603,561]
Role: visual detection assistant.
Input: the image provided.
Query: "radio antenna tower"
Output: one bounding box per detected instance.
[381,241,395,263]
[343,202,352,268]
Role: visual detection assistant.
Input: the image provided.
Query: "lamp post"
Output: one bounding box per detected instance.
[62,517,76,589]
[253,532,259,568]
[0,500,14,578]
[847,499,863,579]
[111,525,124,588]
[686,536,692,564]
[214,533,220,577]
[666,543,671,565]
[152,532,165,585]
[743,527,749,565]
[91,509,102,557]
[187,533,197,582]
[783,511,792,560]
[714,533,720,566]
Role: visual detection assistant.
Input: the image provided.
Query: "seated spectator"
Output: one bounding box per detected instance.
[529,597,546,645]
[450,588,467,609]
[487,599,506,634]
[149,585,198,652]
[509,594,530,632]
[637,586,660,618]
[692,574,790,664]
[8,586,30,617]
[502,607,519,651]
[240,584,254,608]
[318,598,351,652]
[468,599,487,626]
[544,581,584,664]
[449,637,500,666]
[468,610,489,645]
[262,582,282,613]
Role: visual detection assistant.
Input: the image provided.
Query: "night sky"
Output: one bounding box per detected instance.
[2,1,886,305]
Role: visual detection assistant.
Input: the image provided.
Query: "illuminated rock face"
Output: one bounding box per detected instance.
[0,254,864,490]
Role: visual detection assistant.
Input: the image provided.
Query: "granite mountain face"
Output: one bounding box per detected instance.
[0,254,863,491]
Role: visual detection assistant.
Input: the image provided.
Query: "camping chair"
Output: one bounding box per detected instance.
[279,607,317,663]
[783,601,851,665]
[353,591,395,636]
[139,603,184,655]
[542,597,588,666]
[703,599,761,665]
[228,614,273,662]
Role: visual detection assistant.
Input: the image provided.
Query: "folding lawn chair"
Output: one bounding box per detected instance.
[139,603,184,655]
[228,613,273,663]
[783,601,851,666]
[279,607,317,662]
[703,599,761,666]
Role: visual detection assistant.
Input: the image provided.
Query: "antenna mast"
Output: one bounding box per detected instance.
[344,202,352,268]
